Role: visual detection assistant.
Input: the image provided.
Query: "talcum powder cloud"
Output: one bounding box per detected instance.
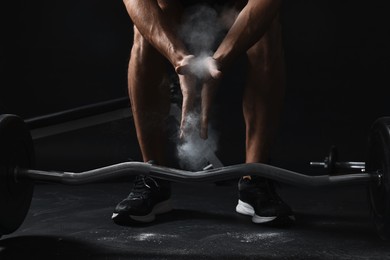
[176,4,237,170]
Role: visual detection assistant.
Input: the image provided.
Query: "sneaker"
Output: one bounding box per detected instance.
[112,175,172,224]
[236,176,294,223]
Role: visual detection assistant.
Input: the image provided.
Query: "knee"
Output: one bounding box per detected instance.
[131,26,152,58]
[247,43,284,75]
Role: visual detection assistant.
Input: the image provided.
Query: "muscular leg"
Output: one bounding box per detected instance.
[236,16,293,223]
[112,1,184,224]
[243,15,285,164]
[128,27,169,164]
[128,1,182,165]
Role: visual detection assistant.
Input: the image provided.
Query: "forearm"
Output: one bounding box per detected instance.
[213,0,282,69]
[123,0,188,68]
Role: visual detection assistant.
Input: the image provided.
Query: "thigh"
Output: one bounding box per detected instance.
[242,14,285,109]
[246,14,284,74]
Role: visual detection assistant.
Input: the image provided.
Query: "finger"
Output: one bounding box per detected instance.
[180,98,195,139]
[179,75,196,139]
[206,57,222,79]
[176,64,190,75]
[175,55,195,75]
[200,79,219,139]
[200,106,209,140]
[209,68,222,79]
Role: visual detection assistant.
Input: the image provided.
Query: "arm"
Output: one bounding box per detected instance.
[199,0,282,139]
[123,0,212,140]
[122,0,189,69]
[213,0,282,70]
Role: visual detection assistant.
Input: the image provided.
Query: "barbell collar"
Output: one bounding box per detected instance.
[310,161,366,170]
[335,161,366,169]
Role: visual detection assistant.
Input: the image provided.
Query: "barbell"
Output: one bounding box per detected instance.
[0,114,389,239]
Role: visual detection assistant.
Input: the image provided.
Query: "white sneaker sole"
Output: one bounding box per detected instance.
[235,200,277,224]
[112,199,173,223]
[236,200,296,223]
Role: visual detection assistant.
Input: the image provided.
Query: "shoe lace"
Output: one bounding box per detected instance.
[265,181,285,205]
[252,179,282,204]
[129,175,159,198]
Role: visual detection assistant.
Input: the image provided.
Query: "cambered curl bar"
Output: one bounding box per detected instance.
[1,114,390,239]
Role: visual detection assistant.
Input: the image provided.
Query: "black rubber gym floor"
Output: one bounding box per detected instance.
[1,182,389,259]
[1,118,390,259]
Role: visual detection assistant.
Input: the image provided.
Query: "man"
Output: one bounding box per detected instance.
[112,0,294,225]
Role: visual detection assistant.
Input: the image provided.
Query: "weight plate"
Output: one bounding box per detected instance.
[0,114,35,237]
[327,145,338,175]
[367,117,390,240]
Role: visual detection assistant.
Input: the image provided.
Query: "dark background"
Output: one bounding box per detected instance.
[1,0,389,172]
